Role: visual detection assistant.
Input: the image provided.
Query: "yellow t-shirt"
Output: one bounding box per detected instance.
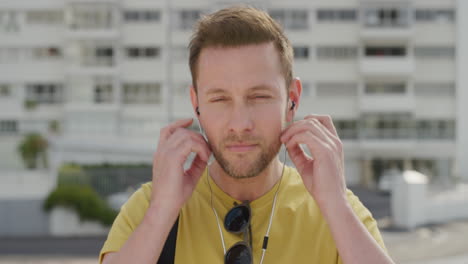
[100,166,386,263]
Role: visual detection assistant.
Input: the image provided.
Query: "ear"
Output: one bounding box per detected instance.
[287,77,302,123]
[190,84,199,116]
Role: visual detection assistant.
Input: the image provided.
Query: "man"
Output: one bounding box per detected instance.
[100,6,395,264]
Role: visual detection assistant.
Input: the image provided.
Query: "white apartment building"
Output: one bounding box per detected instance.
[1,0,467,188]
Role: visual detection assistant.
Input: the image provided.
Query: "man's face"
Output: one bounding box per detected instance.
[193,42,289,179]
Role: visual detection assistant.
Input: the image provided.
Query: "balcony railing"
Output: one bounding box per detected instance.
[361,128,413,140]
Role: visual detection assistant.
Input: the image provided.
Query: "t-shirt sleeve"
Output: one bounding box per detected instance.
[336,189,388,264]
[99,182,152,264]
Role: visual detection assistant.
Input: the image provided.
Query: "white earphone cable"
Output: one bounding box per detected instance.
[199,114,290,263]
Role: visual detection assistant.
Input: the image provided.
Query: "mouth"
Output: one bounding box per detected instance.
[225,143,258,153]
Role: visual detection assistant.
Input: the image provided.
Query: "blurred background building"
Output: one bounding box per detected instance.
[1,0,467,236]
[2,2,468,262]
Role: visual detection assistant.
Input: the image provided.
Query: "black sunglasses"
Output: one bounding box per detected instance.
[224,201,253,264]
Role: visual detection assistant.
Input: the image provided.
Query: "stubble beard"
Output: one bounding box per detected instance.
[210,134,282,179]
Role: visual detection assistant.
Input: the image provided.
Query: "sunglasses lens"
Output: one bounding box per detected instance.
[224,205,250,232]
[225,243,252,264]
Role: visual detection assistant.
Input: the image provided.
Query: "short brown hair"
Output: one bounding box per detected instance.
[188,6,294,92]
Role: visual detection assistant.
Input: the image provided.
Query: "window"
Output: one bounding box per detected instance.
[127,47,139,58]
[0,120,18,133]
[0,84,10,97]
[124,10,161,22]
[123,83,161,104]
[416,120,455,140]
[94,46,114,66]
[126,47,160,59]
[178,10,203,30]
[26,10,63,25]
[316,82,358,97]
[365,46,406,56]
[317,9,357,22]
[334,120,358,139]
[290,10,308,29]
[80,42,115,66]
[69,3,114,30]
[0,11,20,33]
[25,83,64,104]
[269,10,308,30]
[96,47,113,57]
[293,46,309,59]
[94,76,113,103]
[316,46,358,60]
[361,113,412,139]
[31,47,62,60]
[363,7,409,27]
[414,46,455,59]
[415,9,455,23]
[365,83,406,94]
[414,83,455,96]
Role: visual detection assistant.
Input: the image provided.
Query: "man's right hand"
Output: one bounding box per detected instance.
[102,118,211,264]
[150,118,212,214]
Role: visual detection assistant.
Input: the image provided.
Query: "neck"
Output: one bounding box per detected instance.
[209,157,283,202]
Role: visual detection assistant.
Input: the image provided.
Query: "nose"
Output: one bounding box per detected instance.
[227,102,254,135]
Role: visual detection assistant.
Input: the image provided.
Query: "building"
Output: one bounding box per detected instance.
[1,0,467,189]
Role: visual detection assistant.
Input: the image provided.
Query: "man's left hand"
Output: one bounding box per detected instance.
[280,114,347,206]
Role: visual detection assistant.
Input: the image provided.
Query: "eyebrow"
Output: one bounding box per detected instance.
[204,84,276,95]
[205,88,226,95]
[249,85,275,92]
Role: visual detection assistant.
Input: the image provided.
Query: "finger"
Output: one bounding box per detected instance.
[167,127,202,143]
[304,114,338,138]
[285,142,310,171]
[175,136,212,164]
[308,118,340,144]
[285,130,332,161]
[185,154,208,182]
[159,118,194,142]
[281,119,336,148]
[169,128,212,158]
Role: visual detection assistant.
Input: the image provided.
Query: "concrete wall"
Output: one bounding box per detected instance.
[49,207,109,237]
[392,170,468,230]
[456,0,468,181]
[0,199,50,237]
[0,170,54,237]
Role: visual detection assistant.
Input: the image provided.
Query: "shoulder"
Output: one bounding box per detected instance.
[98,181,154,263]
[136,181,153,202]
[121,181,152,214]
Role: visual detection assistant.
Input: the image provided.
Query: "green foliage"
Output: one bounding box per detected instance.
[17,133,48,169]
[24,100,37,110]
[49,120,60,133]
[57,163,90,186]
[43,185,117,226]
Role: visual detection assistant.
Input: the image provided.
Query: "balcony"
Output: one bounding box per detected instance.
[358,130,455,157]
[64,2,119,39]
[359,57,414,77]
[65,44,118,75]
[359,94,414,112]
[361,128,414,140]
[360,26,412,42]
[360,3,412,41]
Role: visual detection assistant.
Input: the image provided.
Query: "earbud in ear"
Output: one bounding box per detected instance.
[290,101,296,110]
[196,107,200,115]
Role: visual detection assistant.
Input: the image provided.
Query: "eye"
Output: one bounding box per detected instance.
[251,94,271,100]
[210,97,228,102]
